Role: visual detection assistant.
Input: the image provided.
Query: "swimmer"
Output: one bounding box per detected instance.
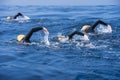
[57,31,89,42]
[17,27,49,43]
[81,20,112,33]
[7,12,30,20]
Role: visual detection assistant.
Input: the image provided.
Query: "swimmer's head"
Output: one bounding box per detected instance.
[7,16,12,20]
[17,34,25,42]
[58,36,69,41]
[58,37,64,41]
[81,25,90,31]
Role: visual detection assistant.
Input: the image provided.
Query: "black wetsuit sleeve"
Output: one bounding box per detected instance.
[91,20,108,30]
[24,27,43,43]
[13,13,24,19]
[68,31,84,39]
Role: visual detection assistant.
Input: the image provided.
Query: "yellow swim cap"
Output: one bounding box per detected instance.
[58,36,69,41]
[58,37,64,41]
[17,35,25,42]
[7,16,12,20]
[81,25,90,31]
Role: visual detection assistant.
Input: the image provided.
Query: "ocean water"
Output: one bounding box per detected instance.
[0,5,120,80]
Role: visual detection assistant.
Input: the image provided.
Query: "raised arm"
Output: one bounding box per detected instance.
[67,31,84,39]
[91,20,108,30]
[13,13,24,19]
[24,27,43,42]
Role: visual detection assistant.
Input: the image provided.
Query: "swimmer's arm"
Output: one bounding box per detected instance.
[91,20,108,30]
[42,27,49,35]
[13,13,24,19]
[84,34,89,41]
[24,27,43,42]
[67,31,84,39]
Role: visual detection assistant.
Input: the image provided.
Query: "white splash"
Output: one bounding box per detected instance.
[84,34,89,41]
[16,15,30,21]
[96,24,112,33]
[23,16,30,20]
[44,34,50,45]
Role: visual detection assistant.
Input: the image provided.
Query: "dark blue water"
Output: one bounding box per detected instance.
[0,5,120,80]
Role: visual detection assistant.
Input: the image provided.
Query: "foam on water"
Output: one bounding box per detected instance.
[43,34,50,45]
[95,25,112,33]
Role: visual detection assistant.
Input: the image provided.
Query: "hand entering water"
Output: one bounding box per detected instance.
[43,27,49,35]
[84,34,89,41]
[43,27,50,45]
[107,24,112,33]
